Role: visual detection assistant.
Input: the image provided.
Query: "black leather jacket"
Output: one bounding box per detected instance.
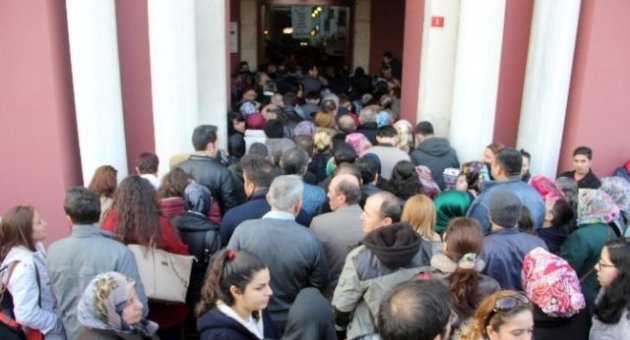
[178,155,239,214]
[171,211,221,304]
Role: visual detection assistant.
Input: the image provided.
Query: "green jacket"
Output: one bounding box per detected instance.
[560,223,617,307]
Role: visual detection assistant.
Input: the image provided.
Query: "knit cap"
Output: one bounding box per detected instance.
[489,190,522,228]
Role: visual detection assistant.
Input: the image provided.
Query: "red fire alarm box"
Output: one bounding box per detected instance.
[431,16,445,28]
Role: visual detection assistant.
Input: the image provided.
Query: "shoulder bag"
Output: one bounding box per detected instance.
[127,244,195,303]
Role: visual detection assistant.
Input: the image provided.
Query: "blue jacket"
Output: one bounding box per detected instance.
[296,183,327,227]
[467,178,545,234]
[481,228,547,290]
[219,189,271,246]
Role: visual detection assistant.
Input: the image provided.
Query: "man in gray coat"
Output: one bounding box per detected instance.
[46,188,147,339]
[228,175,329,330]
[310,174,365,299]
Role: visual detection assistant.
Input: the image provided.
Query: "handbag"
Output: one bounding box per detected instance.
[128,244,195,303]
[0,262,44,340]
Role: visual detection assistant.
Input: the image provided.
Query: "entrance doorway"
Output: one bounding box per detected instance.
[260,1,352,68]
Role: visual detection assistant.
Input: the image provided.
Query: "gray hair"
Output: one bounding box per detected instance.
[268,175,304,211]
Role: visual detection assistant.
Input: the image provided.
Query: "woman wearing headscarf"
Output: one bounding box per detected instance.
[600,176,630,230]
[560,189,621,309]
[77,272,158,339]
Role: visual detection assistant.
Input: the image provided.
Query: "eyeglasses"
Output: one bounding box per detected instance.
[597,259,616,269]
[484,293,530,328]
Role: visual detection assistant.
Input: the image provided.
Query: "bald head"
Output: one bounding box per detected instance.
[338,115,357,133]
[328,174,361,211]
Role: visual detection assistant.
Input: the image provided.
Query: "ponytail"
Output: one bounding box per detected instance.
[195,249,267,317]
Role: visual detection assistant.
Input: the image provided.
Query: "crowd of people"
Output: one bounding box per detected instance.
[1,55,630,340]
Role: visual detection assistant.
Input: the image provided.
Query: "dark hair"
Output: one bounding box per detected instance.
[306,91,320,101]
[183,183,212,215]
[263,119,284,139]
[113,176,162,246]
[519,149,531,161]
[136,152,159,174]
[196,249,268,316]
[333,163,362,183]
[227,112,245,135]
[377,279,452,340]
[573,146,593,160]
[594,238,630,324]
[377,126,398,138]
[333,142,357,165]
[88,165,118,198]
[293,135,314,158]
[461,161,483,193]
[242,158,279,188]
[283,92,298,108]
[157,168,192,199]
[415,121,434,135]
[334,178,362,205]
[0,206,36,260]
[248,142,269,158]
[377,192,402,223]
[495,148,523,177]
[192,125,218,151]
[518,206,534,234]
[383,51,393,59]
[384,160,423,201]
[64,187,101,224]
[443,218,485,319]
[280,147,309,176]
[550,199,575,229]
[357,155,381,183]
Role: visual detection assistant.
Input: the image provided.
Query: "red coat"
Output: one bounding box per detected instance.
[102,211,189,328]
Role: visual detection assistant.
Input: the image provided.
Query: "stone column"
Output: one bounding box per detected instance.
[66,0,128,182]
[449,0,506,163]
[517,0,582,178]
[196,0,229,149]
[417,0,460,136]
[148,0,199,175]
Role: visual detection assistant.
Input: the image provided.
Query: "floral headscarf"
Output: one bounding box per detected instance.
[600,176,630,214]
[78,272,157,337]
[577,189,620,225]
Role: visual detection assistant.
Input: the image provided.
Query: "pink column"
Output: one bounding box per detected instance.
[560,0,630,176]
[0,0,82,242]
[369,0,406,75]
[116,0,156,173]
[493,0,534,146]
[400,0,425,125]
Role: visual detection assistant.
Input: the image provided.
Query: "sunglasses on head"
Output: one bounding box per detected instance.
[484,293,530,328]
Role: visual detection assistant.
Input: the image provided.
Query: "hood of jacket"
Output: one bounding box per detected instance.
[416,137,453,157]
[362,223,422,268]
[172,212,219,232]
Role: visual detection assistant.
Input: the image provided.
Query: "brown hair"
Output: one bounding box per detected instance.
[88,165,118,198]
[485,142,505,156]
[157,168,191,199]
[113,176,162,246]
[443,218,484,318]
[0,206,36,260]
[401,194,437,240]
[459,290,532,339]
[196,249,267,317]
